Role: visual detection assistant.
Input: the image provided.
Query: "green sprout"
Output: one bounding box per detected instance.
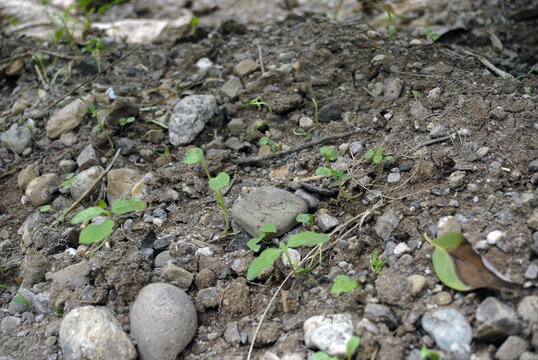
[524,86,531,94]
[247,230,329,280]
[365,147,393,166]
[296,213,315,231]
[61,173,77,190]
[515,68,533,80]
[118,117,135,126]
[311,97,323,128]
[0,285,36,313]
[421,347,442,360]
[151,145,168,158]
[82,36,105,73]
[72,197,146,257]
[370,250,386,274]
[246,96,272,113]
[316,146,358,201]
[191,16,199,35]
[311,336,361,360]
[247,223,277,252]
[32,53,49,84]
[293,127,313,139]
[259,136,279,152]
[412,90,421,99]
[252,120,269,133]
[84,102,114,155]
[331,275,359,295]
[40,205,52,212]
[377,0,395,37]
[184,147,230,241]
[422,28,440,42]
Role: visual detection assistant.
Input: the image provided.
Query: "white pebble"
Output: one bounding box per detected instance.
[486,230,505,245]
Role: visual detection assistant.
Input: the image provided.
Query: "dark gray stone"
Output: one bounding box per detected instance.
[318,103,341,123]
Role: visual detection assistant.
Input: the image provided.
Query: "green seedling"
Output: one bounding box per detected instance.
[421,347,442,360]
[151,119,168,129]
[247,223,277,252]
[140,106,158,112]
[54,208,69,225]
[84,102,114,155]
[82,36,105,73]
[370,250,386,274]
[72,197,146,257]
[412,90,421,99]
[142,129,163,141]
[311,336,361,360]
[296,213,315,231]
[377,0,395,37]
[184,147,230,240]
[151,145,168,158]
[40,205,52,212]
[191,16,199,35]
[311,97,323,128]
[247,231,329,280]
[0,284,36,313]
[316,146,358,201]
[259,136,279,152]
[293,127,313,139]
[331,274,359,295]
[365,147,393,166]
[422,28,440,42]
[524,86,531,94]
[246,96,272,113]
[515,69,533,80]
[61,173,77,189]
[118,117,135,126]
[32,53,49,84]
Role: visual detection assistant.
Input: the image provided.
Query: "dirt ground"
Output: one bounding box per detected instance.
[0,0,537,359]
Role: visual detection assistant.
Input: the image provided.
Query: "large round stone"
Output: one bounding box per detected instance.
[130,283,197,360]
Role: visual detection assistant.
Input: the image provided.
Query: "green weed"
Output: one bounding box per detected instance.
[118,116,135,126]
[0,284,36,313]
[370,250,386,274]
[412,90,421,99]
[83,101,114,155]
[151,145,168,158]
[296,213,315,231]
[524,86,531,94]
[311,336,361,360]
[82,36,105,73]
[311,97,323,128]
[184,147,230,241]
[293,127,313,139]
[377,1,395,37]
[61,173,77,190]
[331,274,359,295]
[247,229,329,280]
[421,347,442,360]
[191,16,199,35]
[316,146,358,201]
[259,136,279,152]
[40,205,52,212]
[246,96,272,113]
[421,28,439,42]
[72,197,146,257]
[365,147,393,167]
[247,223,277,252]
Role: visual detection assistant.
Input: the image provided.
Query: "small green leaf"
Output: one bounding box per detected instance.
[247,248,282,280]
[40,205,51,212]
[184,147,204,164]
[421,347,442,360]
[87,104,96,114]
[331,274,359,294]
[287,231,329,248]
[209,172,230,192]
[71,207,107,224]
[346,336,361,357]
[259,137,270,146]
[12,296,29,305]
[111,198,147,214]
[320,146,338,161]
[260,223,277,234]
[296,214,311,225]
[79,219,114,244]
[310,352,339,360]
[247,237,262,252]
[315,167,332,177]
[365,149,374,160]
[65,172,75,180]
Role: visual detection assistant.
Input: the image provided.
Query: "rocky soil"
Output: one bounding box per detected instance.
[0,0,537,359]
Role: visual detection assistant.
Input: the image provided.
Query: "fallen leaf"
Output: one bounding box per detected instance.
[426,232,521,292]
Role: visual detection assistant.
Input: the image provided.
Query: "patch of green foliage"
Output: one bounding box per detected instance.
[293,127,313,139]
[61,172,77,190]
[82,36,105,72]
[247,223,277,252]
[247,228,329,280]
[365,147,393,166]
[184,147,230,241]
[524,86,531,94]
[370,250,386,274]
[72,197,146,256]
[311,336,361,360]
[118,116,135,126]
[191,16,199,35]
[259,136,279,152]
[40,205,52,212]
[377,1,395,37]
[296,213,315,231]
[246,96,272,113]
[316,146,358,201]
[331,274,359,295]
[421,347,442,360]
[311,97,323,128]
[422,28,440,42]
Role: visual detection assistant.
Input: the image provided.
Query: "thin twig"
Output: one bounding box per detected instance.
[234,129,362,166]
[53,149,121,224]
[45,44,144,111]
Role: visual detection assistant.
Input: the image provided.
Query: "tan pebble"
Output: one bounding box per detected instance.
[434,291,452,306]
[406,275,426,296]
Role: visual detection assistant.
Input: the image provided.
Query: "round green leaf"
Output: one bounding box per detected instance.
[71,207,107,224]
[111,198,147,214]
[320,146,338,161]
[346,336,361,357]
[296,214,311,225]
[40,205,51,212]
[209,172,230,192]
[331,274,359,294]
[247,237,262,252]
[315,167,332,177]
[432,246,471,291]
[184,147,204,164]
[260,223,277,234]
[365,149,374,160]
[247,248,282,280]
[79,219,114,244]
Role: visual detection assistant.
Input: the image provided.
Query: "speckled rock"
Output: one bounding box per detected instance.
[130,283,197,360]
[304,313,354,358]
[422,308,471,356]
[25,173,59,206]
[59,306,136,360]
[168,94,218,146]
[18,164,39,190]
[69,166,105,199]
[495,336,528,360]
[46,96,94,139]
[475,297,519,341]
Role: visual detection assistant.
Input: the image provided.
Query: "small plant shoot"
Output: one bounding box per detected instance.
[316,146,357,201]
[247,223,277,252]
[311,97,323,128]
[370,250,386,274]
[346,336,361,360]
[61,173,77,190]
[365,147,392,165]
[296,213,315,231]
[40,205,51,212]
[71,197,146,256]
[421,347,442,360]
[331,274,359,295]
[246,96,272,113]
[118,117,135,126]
[184,147,230,240]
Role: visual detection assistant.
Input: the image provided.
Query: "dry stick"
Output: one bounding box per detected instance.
[246,207,377,360]
[53,149,121,224]
[45,44,144,112]
[234,129,362,166]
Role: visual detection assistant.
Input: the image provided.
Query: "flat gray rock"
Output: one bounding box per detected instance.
[304,313,354,358]
[46,96,93,139]
[422,308,471,356]
[374,208,400,241]
[130,283,197,360]
[59,306,136,360]
[0,123,32,154]
[168,95,218,146]
[475,297,519,341]
[231,186,307,237]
